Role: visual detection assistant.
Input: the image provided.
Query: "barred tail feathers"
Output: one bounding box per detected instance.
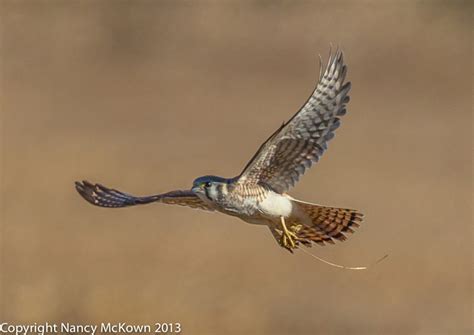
[291,199,363,246]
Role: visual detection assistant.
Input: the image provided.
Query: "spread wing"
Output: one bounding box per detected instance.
[236,50,351,194]
[75,180,213,211]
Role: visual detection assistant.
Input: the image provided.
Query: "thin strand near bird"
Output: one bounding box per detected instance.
[75,49,386,270]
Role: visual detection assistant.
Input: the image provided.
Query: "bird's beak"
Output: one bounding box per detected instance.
[191,186,203,194]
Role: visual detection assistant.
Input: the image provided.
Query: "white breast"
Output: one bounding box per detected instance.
[258,192,293,218]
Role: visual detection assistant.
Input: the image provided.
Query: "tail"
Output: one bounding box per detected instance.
[291,199,363,246]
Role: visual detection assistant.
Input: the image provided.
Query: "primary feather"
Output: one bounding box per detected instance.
[237,50,351,193]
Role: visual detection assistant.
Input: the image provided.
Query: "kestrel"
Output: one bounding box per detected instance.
[75,50,362,253]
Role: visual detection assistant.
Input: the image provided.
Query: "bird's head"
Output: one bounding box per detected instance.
[191,175,229,201]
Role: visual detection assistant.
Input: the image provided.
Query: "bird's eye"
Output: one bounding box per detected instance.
[204,182,211,188]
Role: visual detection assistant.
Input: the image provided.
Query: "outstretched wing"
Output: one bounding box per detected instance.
[237,50,351,194]
[75,180,213,211]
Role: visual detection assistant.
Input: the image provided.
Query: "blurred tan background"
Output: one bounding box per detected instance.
[0,1,472,334]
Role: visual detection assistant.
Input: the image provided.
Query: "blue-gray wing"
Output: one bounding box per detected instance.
[75,180,213,211]
[236,50,351,194]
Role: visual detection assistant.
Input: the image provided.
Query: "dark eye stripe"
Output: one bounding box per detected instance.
[204,186,212,201]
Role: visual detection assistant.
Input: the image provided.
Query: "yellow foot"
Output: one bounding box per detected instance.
[282,230,298,249]
[279,217,299,252]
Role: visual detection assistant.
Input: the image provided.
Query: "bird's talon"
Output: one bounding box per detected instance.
[291,224,303,234]
[280,227,298,250]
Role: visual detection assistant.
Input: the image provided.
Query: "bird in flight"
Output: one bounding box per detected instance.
[75,50,362,253]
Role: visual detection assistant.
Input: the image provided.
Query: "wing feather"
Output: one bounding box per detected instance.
[75,180,213,211]
[236,50,351,193]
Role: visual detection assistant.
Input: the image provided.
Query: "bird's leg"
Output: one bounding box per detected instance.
[279,216,299,251]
